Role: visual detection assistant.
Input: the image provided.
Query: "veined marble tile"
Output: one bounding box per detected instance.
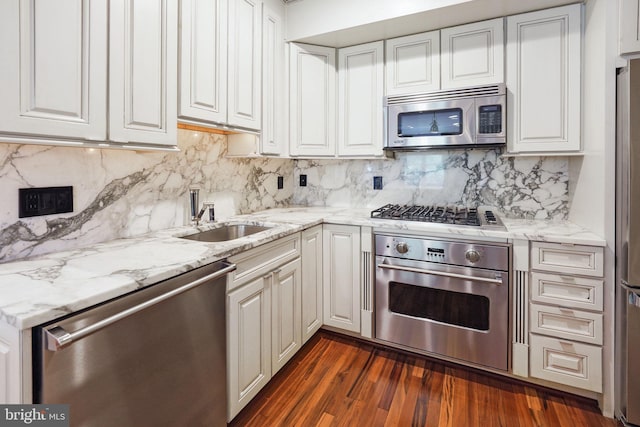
[293,149,568,220]
[0,130,295,263]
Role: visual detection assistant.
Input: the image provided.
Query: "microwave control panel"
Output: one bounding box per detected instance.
[478,105,502,134]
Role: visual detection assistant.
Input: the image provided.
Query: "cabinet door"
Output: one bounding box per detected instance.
[227,0,262,130]
[109,0,177,146]
[530,334,602,392]
[178,0,227,125]
[0,323,22,403]
[289,43,336,157]
[301,225,323,343]
[271,258,302,374]
[530,241,604,277]
[506,4,581,153]
[441,18,504,89]
[0,0,107,141]
[227,275,271,421]
[385,31,440,95]
[620,0,640,54]
[323,224,360,333]
[338,41,384,157]
[261,2,285,155]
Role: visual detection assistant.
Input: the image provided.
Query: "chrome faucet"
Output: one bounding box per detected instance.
[203,202,215,222]
[189,189,216,225]
[189,188,200,224]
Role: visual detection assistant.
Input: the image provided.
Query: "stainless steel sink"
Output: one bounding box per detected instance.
[180,224,273,242]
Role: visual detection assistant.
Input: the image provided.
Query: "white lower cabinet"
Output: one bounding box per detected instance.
[530,334,603,392]
[271,258,302,373]
[301,225,323,343]
[227,274,272,421]
[0,322,24,404]
[528,241,605,393]
[323,224,361,333]
[227,232,319,421]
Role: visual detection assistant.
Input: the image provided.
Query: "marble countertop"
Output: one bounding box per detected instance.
[0,206,605,331]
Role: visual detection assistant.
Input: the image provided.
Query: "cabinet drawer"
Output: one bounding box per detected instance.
[530,303,602,345]
[228,234,300,291]
[530,272,603,311]
[531,242,603,277]
[530,334,602,392]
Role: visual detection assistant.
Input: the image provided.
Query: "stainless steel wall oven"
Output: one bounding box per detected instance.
[374,233,510,371]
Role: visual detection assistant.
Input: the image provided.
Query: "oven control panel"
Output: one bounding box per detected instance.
[375,234,509,271]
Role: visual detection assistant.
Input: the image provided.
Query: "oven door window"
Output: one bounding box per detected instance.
[388,281,490,330]
[397,108,463,137]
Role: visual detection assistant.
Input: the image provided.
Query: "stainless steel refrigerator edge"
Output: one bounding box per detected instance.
[616,58,640,427]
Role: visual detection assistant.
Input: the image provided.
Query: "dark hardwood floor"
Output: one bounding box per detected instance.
[229,331,620,427]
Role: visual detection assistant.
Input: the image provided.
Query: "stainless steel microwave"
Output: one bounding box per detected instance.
[384,84,506,150]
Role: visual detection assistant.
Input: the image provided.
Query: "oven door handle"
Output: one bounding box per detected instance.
[377,263,503,284]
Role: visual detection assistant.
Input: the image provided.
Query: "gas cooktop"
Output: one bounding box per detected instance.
[370,204,505,229]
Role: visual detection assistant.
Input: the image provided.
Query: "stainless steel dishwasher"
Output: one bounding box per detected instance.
[33,260,235,427]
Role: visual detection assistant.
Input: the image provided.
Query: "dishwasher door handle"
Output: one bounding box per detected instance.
[377,263,504,284]
[45,261,236,351]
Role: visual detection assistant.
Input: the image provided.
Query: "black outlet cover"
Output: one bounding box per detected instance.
[19,186,73,218]
[299,174,307,187]
[373,176,383,190]
[277,176,284,189]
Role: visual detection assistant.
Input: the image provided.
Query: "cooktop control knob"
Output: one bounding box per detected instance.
[465,249,481,263]
[395,242,409,254]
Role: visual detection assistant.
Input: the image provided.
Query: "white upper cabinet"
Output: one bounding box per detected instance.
[178,0,228,125]
[289,43,336,157]
[0,0,178,148]
[0,0,108,141]
[506,4,582,154]
[179,0,264,136]
[228,0,262,130]
[109,0,177,146]
[441,18,504,89]
[620,0,640,54]
[385,31,440,95]
[261,2,286,155]
[338,41,384,157]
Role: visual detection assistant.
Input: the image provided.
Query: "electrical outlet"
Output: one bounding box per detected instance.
[299,174,307,187]
[277,176,284,189]
[19,186,73,218]
[373,176,383,190]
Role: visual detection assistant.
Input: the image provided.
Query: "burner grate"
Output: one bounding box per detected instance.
[370,204,500,227]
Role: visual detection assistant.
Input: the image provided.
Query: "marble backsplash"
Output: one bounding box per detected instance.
[293,149,568,220]
[0,130,294,262]
[0,135,568,263]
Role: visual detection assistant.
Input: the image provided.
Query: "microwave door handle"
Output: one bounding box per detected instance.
[44,262,236,351]
[377,263,503,284]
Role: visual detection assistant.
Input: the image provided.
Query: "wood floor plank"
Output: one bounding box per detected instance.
[229,332,620,427]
